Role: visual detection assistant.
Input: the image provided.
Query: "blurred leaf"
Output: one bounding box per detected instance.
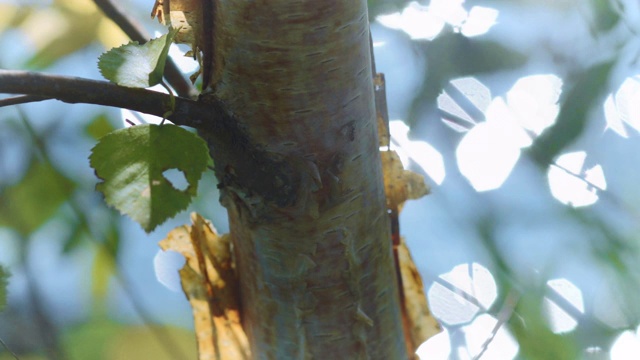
[85,114,117,140]
[0,355,44,360]
[64,317,197,360]
[103,223,121,258]
[367,0,407,18]
[89,124,210,232]
[106,325,197,360]
[63,317,122,360]
[98,27,179,88]
[0,161,75,236]
[409,34,527,122]
[61,219,87,253]
[23,8,103,69]
[91,246,115,303]
[530,62,614,167]
[0,5,31,33]
[0,265,9,311]
[90,223,120,304]
[509,293,580,360]
[589,0,620,33]
[427,34,527,79]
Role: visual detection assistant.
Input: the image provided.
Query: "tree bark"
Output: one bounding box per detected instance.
[199,1,408,358]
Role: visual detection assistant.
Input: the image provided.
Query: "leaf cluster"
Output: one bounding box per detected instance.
[92,27,211,232]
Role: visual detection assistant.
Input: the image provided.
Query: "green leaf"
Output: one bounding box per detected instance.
[0,265,9,311]
[0,161,75,236]
[89,124,210,232]
[97,27,179,88]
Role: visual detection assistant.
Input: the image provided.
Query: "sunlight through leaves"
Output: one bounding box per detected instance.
[543,278,584,333]
[439,75,562,191]
[389,120,445,185]
[611,326,640,360]
[604,76,640,138]
[377,0,498,40]
[547,151,607,207]
[427,262,497,326]
[416,314,518,360]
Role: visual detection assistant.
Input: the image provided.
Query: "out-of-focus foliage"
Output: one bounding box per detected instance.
[62,319,197,360]
[0,1,128,69]
[368,0,407,21]
[417,34,528,107]
[85,114,116,140]
[0,161,74,236]
[0,266,8,311]
[531,62,614,167]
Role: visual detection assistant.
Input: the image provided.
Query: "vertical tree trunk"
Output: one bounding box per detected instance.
[201,1,407,358]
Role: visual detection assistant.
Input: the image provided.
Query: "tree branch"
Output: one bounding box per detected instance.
[0,69,207,128]
[0,69,296,204]
[0,95,48,107]
[92,0,198,99]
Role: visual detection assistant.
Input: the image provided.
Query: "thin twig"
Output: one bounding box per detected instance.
[18,235,67,360]
[0,336,20,360]
[92,0,198,99]
[0,95,48,107]
[433,277,488,312]
[0,69,208,129]
[113,270,192,360]
[472,289,520,360]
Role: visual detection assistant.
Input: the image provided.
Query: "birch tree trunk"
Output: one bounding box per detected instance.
[198,1,408,358]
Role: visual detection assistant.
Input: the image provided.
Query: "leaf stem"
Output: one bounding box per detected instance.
[160,80,175,125]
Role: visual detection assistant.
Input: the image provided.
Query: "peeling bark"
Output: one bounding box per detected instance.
[197,1,407,358]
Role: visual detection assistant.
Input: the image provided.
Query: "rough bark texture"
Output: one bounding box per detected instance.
[199,1,407,358]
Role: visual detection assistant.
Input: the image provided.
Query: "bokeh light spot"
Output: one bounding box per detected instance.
[547,151,606,207]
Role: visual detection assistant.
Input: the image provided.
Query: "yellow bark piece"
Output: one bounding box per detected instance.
[160,213,250,360]
[398,237,442,352]
[151,0,203,63]
[381,150,430,211]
